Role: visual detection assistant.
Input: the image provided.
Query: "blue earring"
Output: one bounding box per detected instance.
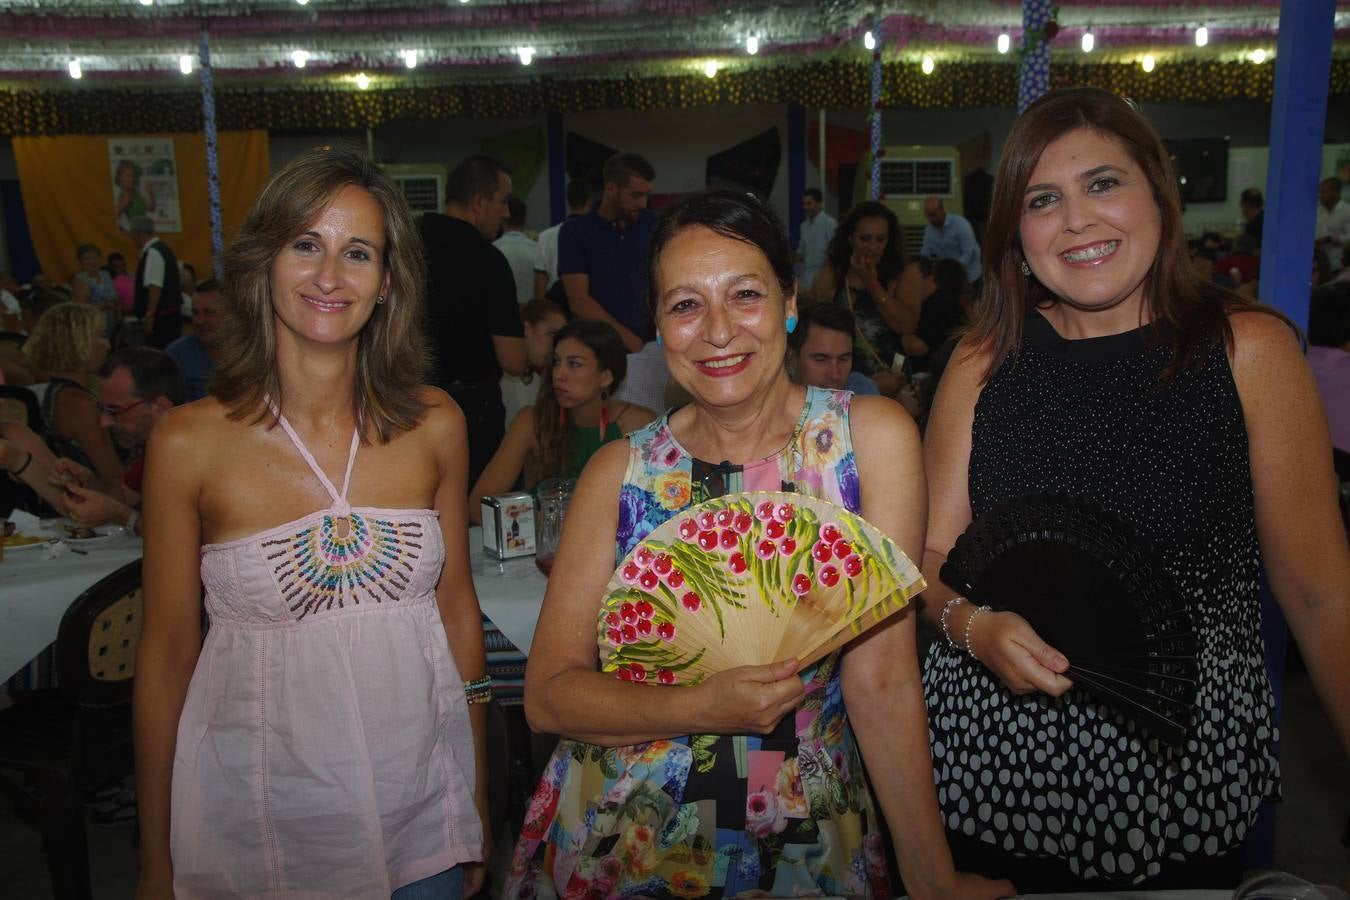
[785,315,798,334]
[656,333,663,348]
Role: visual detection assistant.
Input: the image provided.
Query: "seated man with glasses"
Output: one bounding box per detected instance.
[49,347,186,535]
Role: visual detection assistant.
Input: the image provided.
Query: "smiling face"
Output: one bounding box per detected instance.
[1018,127,1161,321]
[848,215,889,265]
[551,335,612,409]
[269,183,390,349]
[655,225,795,409]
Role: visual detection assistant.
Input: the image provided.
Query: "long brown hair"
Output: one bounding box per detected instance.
[972,87,1285,380]
[210,147,430,443]
[531,319,627,481]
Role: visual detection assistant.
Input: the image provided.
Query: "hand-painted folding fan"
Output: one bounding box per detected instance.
[940,492,1198,746]
[597,492,925,686]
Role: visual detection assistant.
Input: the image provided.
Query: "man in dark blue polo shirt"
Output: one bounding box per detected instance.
[557,153,656,353]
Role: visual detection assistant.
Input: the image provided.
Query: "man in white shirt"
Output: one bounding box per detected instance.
[533,177,592,301]
[1315,177,1350,275]
[797,188,837,292]
[492,197,539,306]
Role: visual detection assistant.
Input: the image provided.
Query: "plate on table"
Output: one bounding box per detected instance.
[40,519,124,544]
[2,531,57,552]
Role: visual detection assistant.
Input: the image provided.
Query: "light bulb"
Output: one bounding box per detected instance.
[179,54,193,74]
[1081,32,1095,53]
[746,35,759,55]
[704,60,717,78]
[68,59,82,79]
[1142,54,1155,73]
[296,0,309,5]
[137,0,152,6]
[292,49,308,68]
[1251,49,1267,64]
[355,72,370,89]
[921,55,934,75]
[518,46,535,65]
[863,31,876,51]
[403,49,418,68]
[997,33,1010,54]
[1194,26,1208,47]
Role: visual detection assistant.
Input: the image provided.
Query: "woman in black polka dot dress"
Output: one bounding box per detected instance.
[920,88,1350,892]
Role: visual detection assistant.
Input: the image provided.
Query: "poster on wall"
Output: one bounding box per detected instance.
[108,138,182,233]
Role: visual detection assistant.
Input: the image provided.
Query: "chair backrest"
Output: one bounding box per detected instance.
[0,385,42,433]
[0,330,25,354]
[55,559,144,707]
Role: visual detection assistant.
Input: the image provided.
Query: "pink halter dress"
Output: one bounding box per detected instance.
[170,412,482,899]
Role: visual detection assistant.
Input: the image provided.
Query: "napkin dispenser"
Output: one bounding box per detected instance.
[481,492,536,559]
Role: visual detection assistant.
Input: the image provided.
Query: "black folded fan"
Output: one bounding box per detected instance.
[940,493,1197,746]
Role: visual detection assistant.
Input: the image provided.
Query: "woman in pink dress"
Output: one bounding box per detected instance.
[134,149,491,899]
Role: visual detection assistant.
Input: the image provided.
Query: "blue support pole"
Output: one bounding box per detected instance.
[787,104,806,248]
[1245,0,1335,869]
[547,111,566,226]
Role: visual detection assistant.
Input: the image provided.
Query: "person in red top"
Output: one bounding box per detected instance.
[50,347,186,534]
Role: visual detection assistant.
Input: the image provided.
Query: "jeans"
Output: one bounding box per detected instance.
[391,866,463,900]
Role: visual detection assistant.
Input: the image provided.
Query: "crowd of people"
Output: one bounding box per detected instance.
[0,85,1347,900]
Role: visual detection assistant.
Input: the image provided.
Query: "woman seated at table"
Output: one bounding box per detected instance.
[134,148,490,898]
[921,87,1350,891]
[70,242,119,330]
[506,190,1011,900]
[468,318,655,524]
[21,301,122,493]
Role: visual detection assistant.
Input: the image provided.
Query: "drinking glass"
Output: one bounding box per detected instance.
[534,477,576,576]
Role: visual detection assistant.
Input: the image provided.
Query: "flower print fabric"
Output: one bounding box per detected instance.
[506,387,890,899]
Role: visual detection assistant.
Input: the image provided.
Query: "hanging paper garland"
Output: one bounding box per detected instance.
[1018,0,1056,111]
[198,30,224,279]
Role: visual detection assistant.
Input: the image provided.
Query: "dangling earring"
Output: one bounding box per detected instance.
[599,389,610,437]
[558,406,567,426]
[376,294,387,304]
[656,333,663,348]
[1019,261,1031,277]
[785,315,799,334]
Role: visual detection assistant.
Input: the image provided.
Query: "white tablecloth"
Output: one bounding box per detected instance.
[0,534,144,680]
[469,527,548,655]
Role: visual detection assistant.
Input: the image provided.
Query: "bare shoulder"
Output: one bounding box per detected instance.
[578,437,632,487]
[848,394,919,445]
[415,386,468,438]
[147,397,233,478]
[1227,309,1304,373]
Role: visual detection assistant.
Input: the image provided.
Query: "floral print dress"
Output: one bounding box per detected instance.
[507,387,891,899]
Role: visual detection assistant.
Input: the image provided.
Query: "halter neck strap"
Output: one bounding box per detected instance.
[271,406,360,515]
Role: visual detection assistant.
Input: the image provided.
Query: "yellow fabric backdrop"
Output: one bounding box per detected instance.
[12,130,270,286]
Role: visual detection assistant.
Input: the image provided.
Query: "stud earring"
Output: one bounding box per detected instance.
[376,294,387,304]
[1019,261,1031,277]
[785,315,799,334]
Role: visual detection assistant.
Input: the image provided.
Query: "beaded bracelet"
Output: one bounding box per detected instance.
[963,605,992,659]
[939,596,967,648]
[463,675,493,705]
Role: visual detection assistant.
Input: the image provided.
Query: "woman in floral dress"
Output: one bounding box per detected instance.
[507,190,1012,900]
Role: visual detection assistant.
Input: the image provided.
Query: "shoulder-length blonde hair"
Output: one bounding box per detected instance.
[971,87,1287,381]
[211,147,430,443]
[25,301,104,376]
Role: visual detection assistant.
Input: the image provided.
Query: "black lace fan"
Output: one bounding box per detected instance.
[941,493,1197,746]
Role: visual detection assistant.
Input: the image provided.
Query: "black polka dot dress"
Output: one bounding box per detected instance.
[922,312,1280,885]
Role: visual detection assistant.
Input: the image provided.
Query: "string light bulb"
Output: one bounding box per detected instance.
[68,58,82,79]
[1194,26,1208,47]
[403,49,418,68]
[137,0,153,6]
[517,46,535,65]
[921,55,934,75]
[295,0,309,5]
[355,72,370,89]
[704,60,718,78]
[291,49,309,68]
[746,35,759,55]
[1141,53,1155,72]
[1250,49,1267,64]
[179,54,193,74]
[863,30,876,51]
[997,33,1010,54]
[1081,31,1095,53]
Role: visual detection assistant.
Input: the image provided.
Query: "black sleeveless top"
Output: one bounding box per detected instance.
[921,311,1279,885]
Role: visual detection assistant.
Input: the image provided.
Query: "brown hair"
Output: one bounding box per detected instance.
[972,87,1286,380]
[210,147,430,443]
[531,319,627,482]
[24,301,104,375]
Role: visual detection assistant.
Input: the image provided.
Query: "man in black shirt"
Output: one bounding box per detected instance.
[421,155,528,485]
[898,255,964,373]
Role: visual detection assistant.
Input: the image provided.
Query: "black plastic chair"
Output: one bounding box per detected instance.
[0,384,41,433]
[0,330,26,354]
[0,559,143,900]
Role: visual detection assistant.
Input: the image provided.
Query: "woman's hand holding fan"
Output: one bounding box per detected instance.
[965,608,1073,697]
[596,491,926,687]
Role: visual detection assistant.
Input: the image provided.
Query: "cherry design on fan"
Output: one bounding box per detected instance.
[598,491,925,686]
[264,513,423,619]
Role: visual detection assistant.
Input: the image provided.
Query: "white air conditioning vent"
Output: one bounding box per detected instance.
[879,158,955,198]
[380,164,447,214]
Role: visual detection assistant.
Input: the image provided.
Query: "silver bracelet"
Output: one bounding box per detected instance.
[963,604,992,659]
[939,596,967,648]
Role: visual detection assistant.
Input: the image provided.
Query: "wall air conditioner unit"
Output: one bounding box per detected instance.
[380,164,447,215]
[874,147,963,259]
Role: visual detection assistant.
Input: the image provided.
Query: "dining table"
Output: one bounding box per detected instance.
[0,529,144,682]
